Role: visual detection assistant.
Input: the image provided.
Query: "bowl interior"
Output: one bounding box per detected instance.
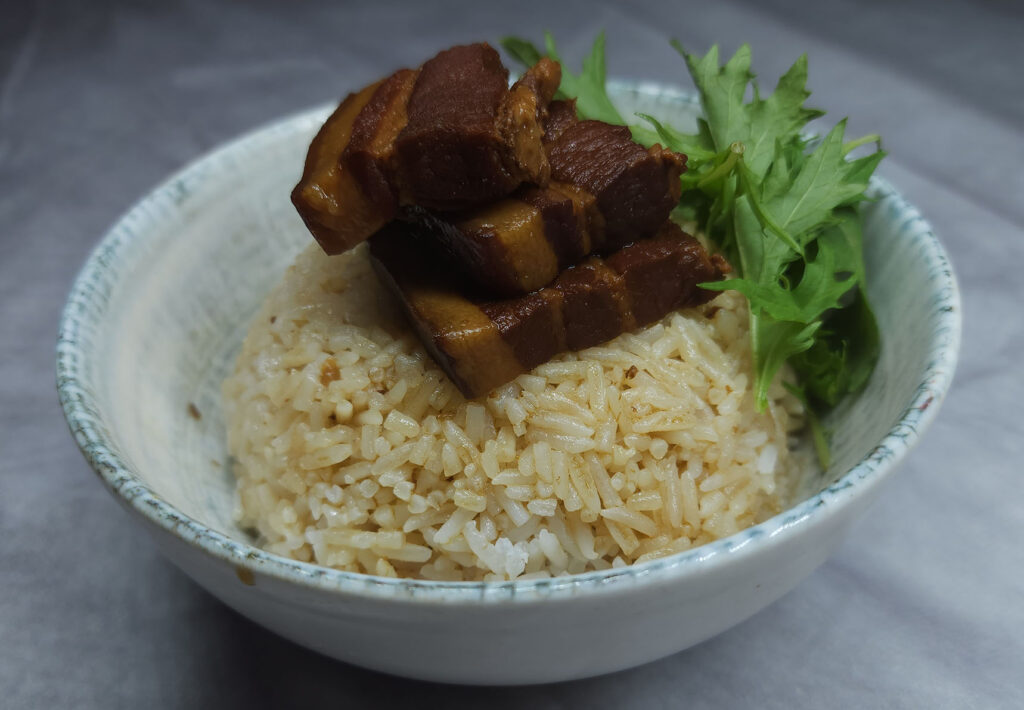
[59,85,956,564]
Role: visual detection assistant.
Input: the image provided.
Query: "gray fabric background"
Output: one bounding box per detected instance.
[2,0,1022,707]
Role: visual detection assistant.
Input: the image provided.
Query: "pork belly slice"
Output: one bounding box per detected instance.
[343,68,420,218]
[292,44,560,254]
[544,99,686,248]
[396,99,687,298]
[398,99,688,300]
[291,80,388,256]
[393,44,560,210]
[400,182,595,298]
[369,220,724,399]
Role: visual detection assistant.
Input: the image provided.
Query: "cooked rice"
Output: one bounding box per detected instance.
[223,242,806,580]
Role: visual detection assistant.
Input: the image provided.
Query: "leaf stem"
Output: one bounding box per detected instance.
[697,141,745,189]
[842,133,881,155]
[737,161,804,255]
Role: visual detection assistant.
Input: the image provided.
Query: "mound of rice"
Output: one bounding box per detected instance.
[223,242,806,581]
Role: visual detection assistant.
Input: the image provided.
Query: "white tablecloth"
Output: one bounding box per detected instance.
[2,0,1021,706]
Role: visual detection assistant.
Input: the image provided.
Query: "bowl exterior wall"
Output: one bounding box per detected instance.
[144,482,877,684]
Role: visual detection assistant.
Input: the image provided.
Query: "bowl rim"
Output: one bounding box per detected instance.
[56,81,962,603]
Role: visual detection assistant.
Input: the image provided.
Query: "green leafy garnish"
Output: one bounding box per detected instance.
[502,34,885,464]
[501,32,657,143]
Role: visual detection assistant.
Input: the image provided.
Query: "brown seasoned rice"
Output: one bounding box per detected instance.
[222,242,806,580]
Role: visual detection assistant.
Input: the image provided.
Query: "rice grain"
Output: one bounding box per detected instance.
[223,244,806,580]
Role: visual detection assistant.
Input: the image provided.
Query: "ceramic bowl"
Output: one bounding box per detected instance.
[57,82,960,685]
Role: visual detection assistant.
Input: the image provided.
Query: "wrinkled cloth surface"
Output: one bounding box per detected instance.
[1,1,1022,707]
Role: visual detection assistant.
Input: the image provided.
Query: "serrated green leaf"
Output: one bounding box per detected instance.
[743,54,825,178]
[499,36,543,68]
[739,159,803,253]
[821,206,867,282]
[841,149,887,192]
[750,313,820,410]
[790,211,880,405]
[673,42,754,153]
[504,32,885,456]
[732,194,798,286]
[762,138,799,203]
[704,263,854,323]
[627,124,662,146]
[637,113,716,161]
[783,247,857,320]
[547,31,625,126]
[506,32,655,137]
[764,120,867,238]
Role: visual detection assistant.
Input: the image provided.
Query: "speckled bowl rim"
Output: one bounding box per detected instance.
[57,82,961,603]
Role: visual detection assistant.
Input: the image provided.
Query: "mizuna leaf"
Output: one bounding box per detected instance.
[750,313,820,410]
[762,120,867,239]
[499,36,543,69]
[673,42,754,154]
[637,113,716,161]
[505,33,885,456]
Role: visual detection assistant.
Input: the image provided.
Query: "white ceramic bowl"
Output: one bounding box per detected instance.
[57,82,960,685]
